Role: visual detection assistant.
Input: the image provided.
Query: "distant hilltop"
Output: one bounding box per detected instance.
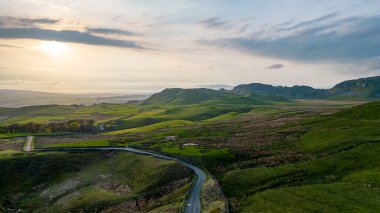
[143,76,380,105]
[1,76,379,107]
[232,76,380,100]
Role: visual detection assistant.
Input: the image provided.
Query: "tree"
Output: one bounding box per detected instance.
[68,121,81,132]
[45,127,52,134]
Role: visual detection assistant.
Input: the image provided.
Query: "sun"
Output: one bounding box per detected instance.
[39,41,68,57]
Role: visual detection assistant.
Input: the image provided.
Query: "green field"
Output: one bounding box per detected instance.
[48,139,112,148]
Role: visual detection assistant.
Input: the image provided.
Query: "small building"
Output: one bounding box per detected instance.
[165,136,178,141]
[183,143,198,146]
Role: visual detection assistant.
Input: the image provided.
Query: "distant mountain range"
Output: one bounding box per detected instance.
[232,76,380,100]
[2,76,379,107]
[0,90,149,108]
[144,76,380,105]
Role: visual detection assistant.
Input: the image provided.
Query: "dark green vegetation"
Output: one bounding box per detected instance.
[0,151,192,212]
[233,75,380,100]
[0,119,95,135]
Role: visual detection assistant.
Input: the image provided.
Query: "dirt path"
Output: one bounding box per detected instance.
[23,136,33,152]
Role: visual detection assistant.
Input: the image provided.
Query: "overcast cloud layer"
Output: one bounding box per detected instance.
[0,0,379,93]
[202,15,380,62]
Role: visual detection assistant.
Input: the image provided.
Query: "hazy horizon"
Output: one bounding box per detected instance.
[3,73,379,96]
[1,0,380,93]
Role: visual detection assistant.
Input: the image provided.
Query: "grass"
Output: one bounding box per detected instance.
[203,112,240,122]
[218,101,380,212]
[48,139,112,148]
[0,103,140,125]
[0,150,192,212]
[299,118,380,154]
[0,133,30,138]
[108,104,252,130]
[0,150,23,158]
[247,106,286,115]
[161,146,232,157]
[221,142,380,211]
[0,132,71,139]
[241,183,380,212]
[107,120,193,135]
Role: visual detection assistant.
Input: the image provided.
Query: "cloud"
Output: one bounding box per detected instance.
[0,16,59,27]
[201,15,380,62]
[266,64,284,69]
[276,13,338,32]
[199,17,228,29]
[0,79,60,87]
[0,44,21,48]
[86,27,136,36]
[0,28,143,49]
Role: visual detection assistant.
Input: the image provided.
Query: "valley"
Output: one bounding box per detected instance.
[2,2,380,212]
[0,76,379,212]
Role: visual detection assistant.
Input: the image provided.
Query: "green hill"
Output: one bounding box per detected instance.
[232,83,327,99]
[231,76,380,100]
[143,88,289,106]
[329,76,380,99]
[142,88,228,105]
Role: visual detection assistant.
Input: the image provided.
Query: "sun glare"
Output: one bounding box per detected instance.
[39,41,68,57]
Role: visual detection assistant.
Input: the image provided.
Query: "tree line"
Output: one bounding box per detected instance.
[0,119,95,134]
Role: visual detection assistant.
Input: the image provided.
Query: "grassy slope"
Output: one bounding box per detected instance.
[107,104,253,131]
[0,103,140,125]
[0,151,192,212]
[108,120,193,135]
[219,101,380,212]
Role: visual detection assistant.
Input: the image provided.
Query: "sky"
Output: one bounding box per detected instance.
[0,0,379,94]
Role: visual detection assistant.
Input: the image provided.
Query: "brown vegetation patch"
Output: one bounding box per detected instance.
[0,137,24,151]
[95,182,131,195]
[101,200,138,213]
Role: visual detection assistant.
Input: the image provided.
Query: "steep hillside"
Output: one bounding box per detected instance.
[232,83,327,99]
[231,76,380,100]
[329,76,380,99]
[0,151,192,212]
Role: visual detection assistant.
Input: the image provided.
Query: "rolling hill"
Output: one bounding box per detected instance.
[142,88,289,105]
[142,88,227,105]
